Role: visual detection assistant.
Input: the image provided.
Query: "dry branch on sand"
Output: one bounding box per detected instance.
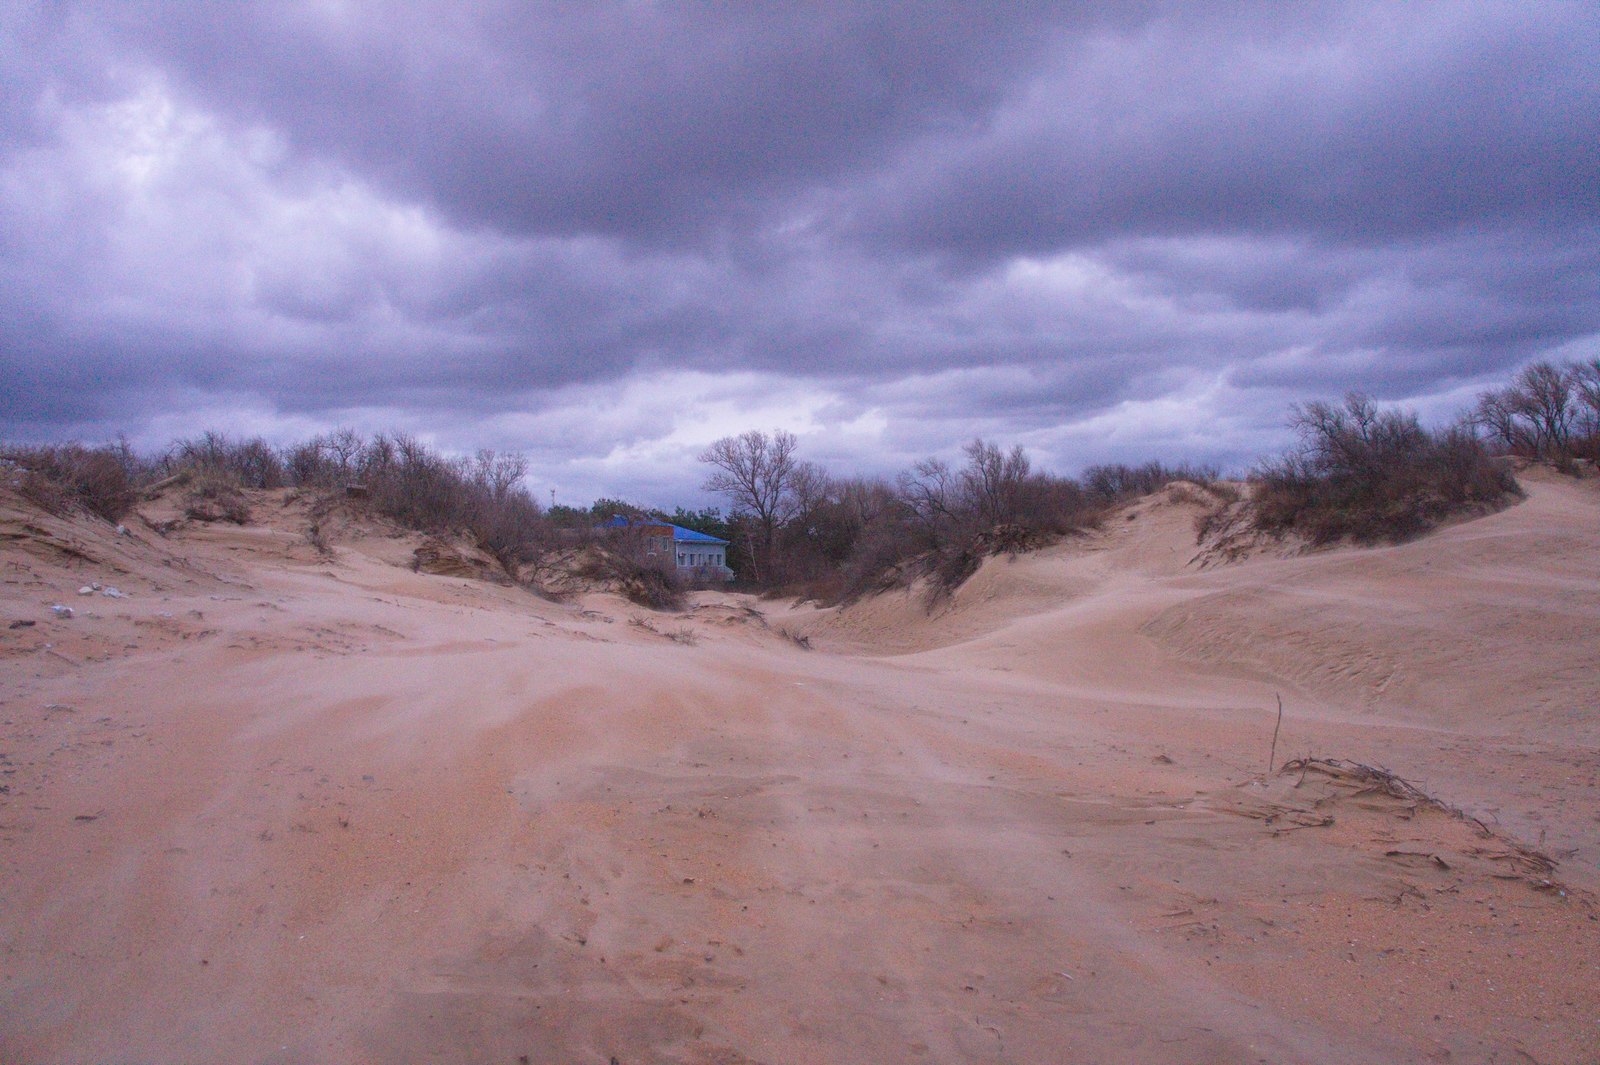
[776,626,812,650]
[1275,757,1571,891]
[1280,757,1475,818]
[628,616,698,644]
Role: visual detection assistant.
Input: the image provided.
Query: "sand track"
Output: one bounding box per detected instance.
[2,478,1597,1063]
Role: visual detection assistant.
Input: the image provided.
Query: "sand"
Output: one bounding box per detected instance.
[1,474,1596,1064]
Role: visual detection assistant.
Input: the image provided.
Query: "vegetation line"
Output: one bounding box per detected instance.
[3,357,1595,605]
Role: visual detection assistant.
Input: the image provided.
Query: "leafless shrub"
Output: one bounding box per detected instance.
[360,433,472,531]
[764,572,848,605]
[1164,483,1206,507]
[1,441,146,522]
[1251,394,1518,545]
[776,626,812,650]
[156,430,549,549]
[887,440,1114,600]
[1082,461,1221,502]
[574,541,686,611]
[166,432,286,489]
[283,433,552,575]
[791,441,1112,604]
[1175,480,1245,542]
[1193,498,1241,542]
[283,428,366,487]
[1575,358,1600,454]
[824,521,916,603]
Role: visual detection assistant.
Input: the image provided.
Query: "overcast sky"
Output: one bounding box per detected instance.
[3,2,1597,507]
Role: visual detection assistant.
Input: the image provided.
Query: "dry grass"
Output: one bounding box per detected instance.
[183,471,252,524]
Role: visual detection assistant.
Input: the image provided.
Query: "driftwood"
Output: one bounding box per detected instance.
[141,470,192,497]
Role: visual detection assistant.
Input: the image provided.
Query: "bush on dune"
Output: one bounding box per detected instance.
[0,441,147,523]
[1081,460,1221,503]
[1249,394,1518,545]
[878,446,1229,600]
[355,437,550,573]
[165,431,287,489]
[182,469,254,524]
[173,429,552,572]
[568,533,686,612]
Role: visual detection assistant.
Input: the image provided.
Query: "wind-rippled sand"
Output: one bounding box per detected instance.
[2,472,1597,1064]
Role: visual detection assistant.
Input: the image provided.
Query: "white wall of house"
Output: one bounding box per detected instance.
[675,544,726,568]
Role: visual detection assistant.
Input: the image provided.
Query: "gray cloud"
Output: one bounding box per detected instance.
[854,4,1600,255]
[111,2,1092,241]
[2,1,1598,504]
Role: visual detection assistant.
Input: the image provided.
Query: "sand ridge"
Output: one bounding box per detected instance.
[1,476,1597,1063]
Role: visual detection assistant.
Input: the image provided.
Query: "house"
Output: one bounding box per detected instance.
[599,516,735,582]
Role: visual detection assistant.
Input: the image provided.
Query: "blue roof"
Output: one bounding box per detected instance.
[668,523,727,544]
[600,515,728,545]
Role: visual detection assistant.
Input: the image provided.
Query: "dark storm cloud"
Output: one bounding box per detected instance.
[113,1,1101,241]
[2,1,1598,500]
[855,3,1600,256]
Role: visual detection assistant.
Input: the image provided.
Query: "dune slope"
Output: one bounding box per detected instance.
[2,478,1596,1064]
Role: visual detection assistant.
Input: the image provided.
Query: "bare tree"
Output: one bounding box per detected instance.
[1575,358,1600,417]
[1511,362,1574,456]
[960,439,1031,526]
[469,449,530,501]
[1474,387,1534,454]
[1568,358,1600,459]
[897,457,959,537]
[1474,360,1597,461]
[786,460,831,528]
[834,476,899,529]
[323,428,365,472]
[699,429,800,582]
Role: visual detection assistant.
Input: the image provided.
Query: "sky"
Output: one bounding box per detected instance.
[3,1,1598,508]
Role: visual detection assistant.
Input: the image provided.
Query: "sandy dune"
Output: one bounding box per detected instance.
[2,475,1596,1064]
